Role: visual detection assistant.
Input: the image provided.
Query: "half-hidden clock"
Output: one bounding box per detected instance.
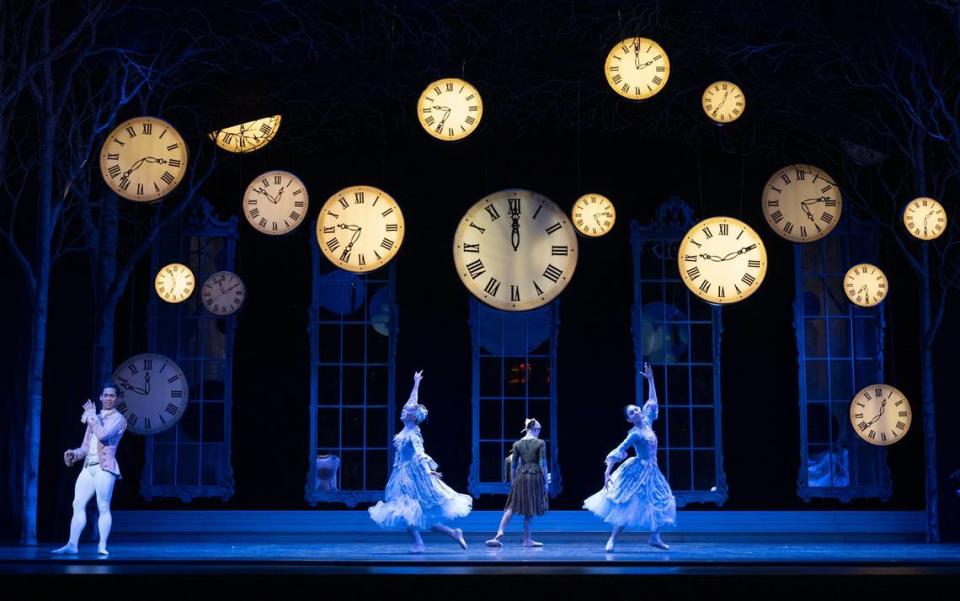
[209,115,281,153]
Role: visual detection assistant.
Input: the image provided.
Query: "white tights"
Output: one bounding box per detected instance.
[66,464,116,550]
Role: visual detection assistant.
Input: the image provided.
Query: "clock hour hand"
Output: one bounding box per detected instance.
[699,253,722,262]
[117,378,148,396]
[254,187,279,204]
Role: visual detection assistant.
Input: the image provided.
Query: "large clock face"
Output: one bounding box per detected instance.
[112,353,189,435]
[678,216,768,305]
[243,170,309,235]
[154,263,195,303]
[850,384,911,446]
[209,114,281,153]
[702,81,745,123]
[844,263,888,307]
[453,190,578,311]
[201,271,246,316]
[416,78,483,141]
[572,193,616,237]
[762,164,842,242]
[316,185,405,272]
[99,116,188,202]
[604,37,670,100]
[903,197,947,240]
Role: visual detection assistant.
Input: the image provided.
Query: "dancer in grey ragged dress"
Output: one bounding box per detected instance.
[583,362,676,551]
[368,370,472,553]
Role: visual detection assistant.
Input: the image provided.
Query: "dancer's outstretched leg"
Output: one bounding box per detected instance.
[486,509,513,547]
[432,524,467,549]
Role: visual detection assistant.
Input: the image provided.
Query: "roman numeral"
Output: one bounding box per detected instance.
[686,266,700,280]
[354,191,365,203]
[543,264,563,283]
[161,171,174,185]
[358,254,366,266]
[340,248,351,262]
[289,211,300,221]
[551,245,568,256]
[249,208,260,218]
[469,222,485,233]
[167,374,180,384]
[381,208,394,217]
[116,401,128,413]
[386,224,399,231]
[545,222,562,235]
[274,175,282,184]
[795,169,805,180]
[465,116,476,125]
[781,173,791,185]
[484,278,501,296]
[718,286,725,298]
[612,74,623,84]
[652,75,663,85]
[107,165,121,178]
[533,280,544,295]
[338,197,349,209]
[260,123,272,134]
[463,243,480,253]
[719,223,729,235]
[824,197,837,207]
[896,421,906,430]
[126,126,137,138]
[141,123,152,135]
[508,197,521,213]
[136,183,144,195]
[380,238,394,251]
[466,259,485,279]
[857,421,868,432]
[748,259,761,268]
[485,204,501,221]
[699,280,711,293]
[741,273,756,286]
[425,116,435,126]
[702,226,713,238]
[783,221,794,234]
[820,213,834,223]
[510,285,520,302]
[168,159,181,168]
[128,364,139,375]
[119,177,130,190]
[326,238,340,252]
[685,255,697,262]
[165,403,180,416]
[166,143,179,151]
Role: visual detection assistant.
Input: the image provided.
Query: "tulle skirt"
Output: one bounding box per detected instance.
[369,463,472,529]
[583,457,676,529]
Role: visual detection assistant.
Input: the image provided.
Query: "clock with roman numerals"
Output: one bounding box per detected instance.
[453,189,578,311]
[416,78,483,141]
[316,185,405,272]
[243,170,309,235]
[112,353,189,435]
[99,116,188,202]
[678,216,768,305]
[604,37,670,100]
[844,263,888,307]
[762,164,842,242]
[903,196,947,241]
[702,80,745,123]
[850,384,912,446]
[209,114,281,153]
[572,193,616,237]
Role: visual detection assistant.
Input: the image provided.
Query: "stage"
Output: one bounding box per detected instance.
[3,512,958,595]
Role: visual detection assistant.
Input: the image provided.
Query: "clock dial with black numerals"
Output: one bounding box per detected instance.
[850,384,912,446]
[99,116,188,202]
[243,170,309,235]
[903,197,947,241]
[678,216,768,305]
[416,78,483,141]
[844,263,888,308]
[201,271,246,316]
[112,353,189,435]
[762,164,842,242]
[316,185,405,272]
[572,193,616,237]
[209,114,281,153]
[154,263,195,303]
[702,80,745,123]
[453,190,578,311]
[604,37,670,100]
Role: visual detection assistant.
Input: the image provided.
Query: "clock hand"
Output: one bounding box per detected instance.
[143,371,151,394]
[698,253,722,262]
[254,186,279,204]
[593,214,602,226]
[509,204,521,252]
[117,379,148,396]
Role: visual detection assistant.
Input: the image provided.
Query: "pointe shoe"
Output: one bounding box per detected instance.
[453,528,468,550]
[97,548,110,556]
[410,543,426,554]
[604,538,615,553]
[51,544,78,555]
[648,536,670,550]
[485,536,504,548]
[521,539,543,548]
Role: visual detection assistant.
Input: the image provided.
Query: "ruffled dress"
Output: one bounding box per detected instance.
[583,400,676,530]
[369,425,472,529]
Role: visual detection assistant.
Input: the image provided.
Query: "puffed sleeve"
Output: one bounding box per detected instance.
[642,399,659,423]
[411,430,438,471]
[605,430,639,464]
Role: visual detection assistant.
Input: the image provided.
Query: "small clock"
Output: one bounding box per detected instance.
[316,185,405,272]
[209,115,281,153]
[416,78,483,141]
[201,271,246,316]
[677,216,768,305]
[850,384,912,446]
[702,81,745,123]
[844,263,888,307]
[99,116,189,202]
[453,189,578,311]
[903,197,947,240]
[243,170,309,235]
[155,263,195,303]
[604,37,670,100]
[572,193,616,237]
[112,353,189,435]
[762,164,843,242]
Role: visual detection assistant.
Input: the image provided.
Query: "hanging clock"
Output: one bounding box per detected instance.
[243,170,309,235]
[209,114,281,153]
[604,37,670,100]
[453,189,578,311]
[99,116,188,202]
[572,193,616,237]
[154,263,195,303]
[112,353,189,435]
[201,271,246,316]
[843,263,888,307]
[762,164,842,242]
[702,81,745,123]
[850,384,912,446]
[677,216,768,305]
[903,197,947,240]
[316,185,405,272]
[416,78,483,141]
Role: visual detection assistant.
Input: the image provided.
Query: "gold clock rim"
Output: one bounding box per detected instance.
[452,189,579,312]
[111,352,190,435]
[201,270,246,316]
[761,163,843,243]
[209,114,282,154]
[902,196,948,241]
[677,215,768,305]
[849,383,911,446]
[315,184,406,273]
[416,77,484,142]
[99,115,190,203]
[701,80,745,124]
[843,263,888,308]
[154,262,196,304]
[603,37,671,101]
[572,193,616,238]
[242,169,310,236]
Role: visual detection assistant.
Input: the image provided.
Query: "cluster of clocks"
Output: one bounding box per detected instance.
[97,39,944,443]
